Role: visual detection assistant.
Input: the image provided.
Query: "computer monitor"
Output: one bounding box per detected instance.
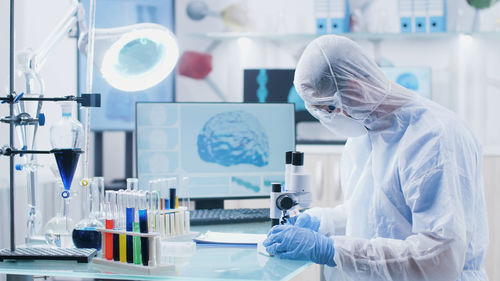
[136,102,295,208]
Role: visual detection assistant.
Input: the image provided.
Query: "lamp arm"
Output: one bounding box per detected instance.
[31,1,86,71]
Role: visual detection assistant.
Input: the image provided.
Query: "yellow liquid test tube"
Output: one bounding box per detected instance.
[119,234,127,262]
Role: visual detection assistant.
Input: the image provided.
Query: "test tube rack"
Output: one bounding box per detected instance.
[155,207,195,240]
[92,229,175,275]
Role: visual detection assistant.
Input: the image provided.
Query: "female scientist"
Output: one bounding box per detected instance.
[263,35,489,281]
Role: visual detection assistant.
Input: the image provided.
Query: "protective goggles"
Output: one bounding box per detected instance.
[305,95,343,121]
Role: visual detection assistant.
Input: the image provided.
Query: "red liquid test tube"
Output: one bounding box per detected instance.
[105,219,114,260]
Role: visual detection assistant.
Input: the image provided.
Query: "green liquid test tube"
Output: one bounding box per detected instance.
[133,222,142,265]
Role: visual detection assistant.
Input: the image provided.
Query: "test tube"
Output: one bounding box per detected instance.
[107,191,120,262]
[127,178,139,191]
[184,210,190,234]
[126,192,135,263]
[160,178,169,210]
[169,178,177,209]
[133,211,142,264]
[149,191,159,232]
[94,177,105,221]
[179,176,191,210]
[117,190,127,263]
[104,201,114,261]
[138,192,149,266]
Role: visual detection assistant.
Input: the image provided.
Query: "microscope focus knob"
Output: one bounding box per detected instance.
[276,195,295,210]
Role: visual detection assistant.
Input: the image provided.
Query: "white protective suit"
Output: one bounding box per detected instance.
[294,35,489,281]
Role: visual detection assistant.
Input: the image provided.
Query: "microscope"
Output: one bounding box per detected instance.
[270,151,312,226]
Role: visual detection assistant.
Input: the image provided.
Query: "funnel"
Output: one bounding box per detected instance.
[51,148,83,198]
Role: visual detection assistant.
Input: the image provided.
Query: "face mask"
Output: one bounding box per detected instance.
[320,114,367,137]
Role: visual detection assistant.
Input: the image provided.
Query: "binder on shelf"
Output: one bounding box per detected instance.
[315,0,329,34]
[414,0,427,33]
[428,0,446,32]
[314,0,349,34]
[330,0,349,34]
[399,0,446,34]
[399,0,413,33]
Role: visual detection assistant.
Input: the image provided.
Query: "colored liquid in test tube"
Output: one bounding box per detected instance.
[133,192,147,265]
[133,216,142,265]
[105,218,114,260]
[108,191,120,262]
[125,191,135,264]
[117,190,127,263]
[125,179,138,264]
[126,206,134,263]
[103,198,114,260]
[138,209,149,266]
[169,188,176,209]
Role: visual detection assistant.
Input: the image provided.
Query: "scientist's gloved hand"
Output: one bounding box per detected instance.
[289,213,320,232]
[264,225,336,267]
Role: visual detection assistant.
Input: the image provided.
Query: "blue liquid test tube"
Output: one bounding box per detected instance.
[126,207,134,263]
[169,188,176,209]
[139,209,149,266]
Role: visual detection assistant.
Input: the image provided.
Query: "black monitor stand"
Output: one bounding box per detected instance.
[194,199,224,209]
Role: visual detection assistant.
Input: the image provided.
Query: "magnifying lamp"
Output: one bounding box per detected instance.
[19,3,179,94]
[78,23,179,92]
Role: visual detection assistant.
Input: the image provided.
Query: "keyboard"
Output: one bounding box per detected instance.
[190,208,271,225]
[0,247,97,263]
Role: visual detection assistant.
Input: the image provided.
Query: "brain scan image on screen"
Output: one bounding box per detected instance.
[197,111,269,167]
[137,103,294,198]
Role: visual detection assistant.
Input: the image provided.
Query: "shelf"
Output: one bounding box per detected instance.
[184,31,500,41]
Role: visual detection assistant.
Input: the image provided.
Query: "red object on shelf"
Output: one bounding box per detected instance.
[105,219,114,260]
[177,51,213,80]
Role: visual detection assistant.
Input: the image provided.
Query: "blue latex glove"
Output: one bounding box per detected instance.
[290,213,320,232]
[264,225,336,267]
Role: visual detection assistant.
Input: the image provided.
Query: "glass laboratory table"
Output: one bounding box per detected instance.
[0,222,313,281]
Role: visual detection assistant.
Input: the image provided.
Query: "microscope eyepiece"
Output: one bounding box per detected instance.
[272,183,282,192]
[292,151,304,166]
[285,151,293,164]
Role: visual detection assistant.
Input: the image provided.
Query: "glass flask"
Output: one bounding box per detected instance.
[44,164,75,247]
[94,177,106,223]
[72,178,104,250]
[50,102,83,149]
[50,102,84,199]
